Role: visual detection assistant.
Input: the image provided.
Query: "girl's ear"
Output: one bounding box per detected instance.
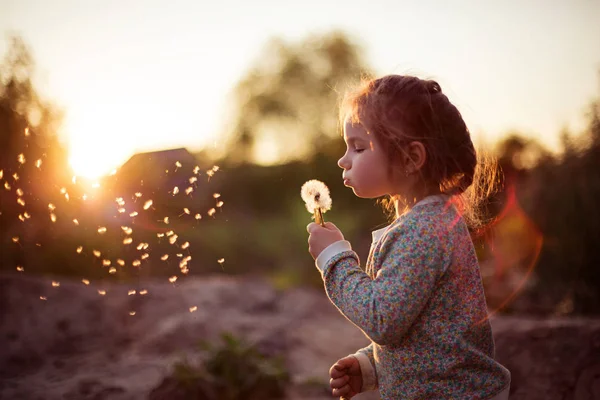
[405,141,427,174]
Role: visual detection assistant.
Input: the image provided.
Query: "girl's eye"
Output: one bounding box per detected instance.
[354,148,365,153]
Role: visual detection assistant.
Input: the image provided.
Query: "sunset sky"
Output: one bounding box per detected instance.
[1,0,599,177]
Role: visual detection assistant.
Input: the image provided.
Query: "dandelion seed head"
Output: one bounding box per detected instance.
[143,200,153,210]
[301,180,332,213]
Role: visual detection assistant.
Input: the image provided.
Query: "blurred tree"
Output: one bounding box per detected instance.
[0,35,68,271]
[223,30,372,165]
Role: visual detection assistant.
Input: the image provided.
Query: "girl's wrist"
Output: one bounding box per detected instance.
[315,240,352,273]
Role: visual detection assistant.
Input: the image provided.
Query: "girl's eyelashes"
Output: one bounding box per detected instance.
[354,148,365,153]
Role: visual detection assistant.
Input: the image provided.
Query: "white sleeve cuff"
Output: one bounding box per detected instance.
[352,352,377,392]
[315,240,352,273]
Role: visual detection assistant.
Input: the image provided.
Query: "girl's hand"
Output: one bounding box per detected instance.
[329,355,362,399]
[307,221,344,260]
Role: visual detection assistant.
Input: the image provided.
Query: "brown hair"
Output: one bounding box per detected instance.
[340,74,501,228]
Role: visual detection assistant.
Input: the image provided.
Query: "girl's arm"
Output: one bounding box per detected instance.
[317,216,448,346]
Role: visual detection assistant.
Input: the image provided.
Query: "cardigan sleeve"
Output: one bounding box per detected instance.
[321,216,448,346]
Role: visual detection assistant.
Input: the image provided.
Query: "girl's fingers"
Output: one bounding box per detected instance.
[329,366,347,379]
[329,375,349,389]
[332,384,351,397]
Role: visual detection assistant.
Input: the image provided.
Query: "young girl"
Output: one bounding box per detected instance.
[307,75,511,399]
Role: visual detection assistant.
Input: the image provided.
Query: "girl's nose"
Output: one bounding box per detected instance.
[337,154,349,170]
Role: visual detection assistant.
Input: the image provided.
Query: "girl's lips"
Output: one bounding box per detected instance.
[343,178,351,186]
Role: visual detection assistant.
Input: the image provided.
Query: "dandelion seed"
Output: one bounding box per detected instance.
[117,259,125,266]
[17,198,25,206]
[216,201,224,208]
[129,311,136,316]
[76,246,83,254]
[189,306,197,312]
[52,281,60,287]
[141,253,149,260]
[73,219,79,225]
[123,237,133,245]
[40,296,47,301]
[12,237,19,243]
[97,226,107,234]
[18,214,25,222]
[143,243,149,250]
[48,203,55,211]
[181,266,189,274]
[102,259,111,267]
[181,242,189,250]
[143,200,153,210]
[121,226,132,235]
[218,258,225,264]
[82,194,88,201]
[163,217,169,224]
[213,193,221,198]
[109,267,116,274]
[132,260,141,267]
[35,159,42,168]
[116,197,125,206]
[169,276,177,283]
[60,187,67,194]
[12,173,19,181]
[212,165,219,172]
[4,182,11,190]
[64,193,69,201]
[98,290,106,296]
[157,233,164,238]
[0,170,2,178]
[207,208,216,217]
[135,192,142,198]
[175,161,182,168]
[23,212,30,219]
[24,127,30,136]
[184,187,192,195]
[172,186,179,195]
[206,170,214,178]
[82,279,90,285]
[177,253,183,258]
[166,230,174,236]
[128,290,136,296]
[137,243,144,250]
[193,166,200,174]
[18,153,25,164]
[194,213,201,220]
[93,250,101,258]
[189,176,197,184]
[72,176,77,184]
[50,213,57,222]
[129,211,138,217]
[139,289,148,295]
[16,188,24,196]
[183,208,190,214]
[16,266,24,272]
[118,208,125,213]
[161,254,169,261]
[169,234,178,244]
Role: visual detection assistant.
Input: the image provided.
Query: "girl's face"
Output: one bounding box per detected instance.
[338,118,395,198]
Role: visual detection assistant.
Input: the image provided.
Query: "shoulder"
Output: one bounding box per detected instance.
[379,203,457,254]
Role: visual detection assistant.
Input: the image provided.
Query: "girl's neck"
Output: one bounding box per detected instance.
[393,185,442,218]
